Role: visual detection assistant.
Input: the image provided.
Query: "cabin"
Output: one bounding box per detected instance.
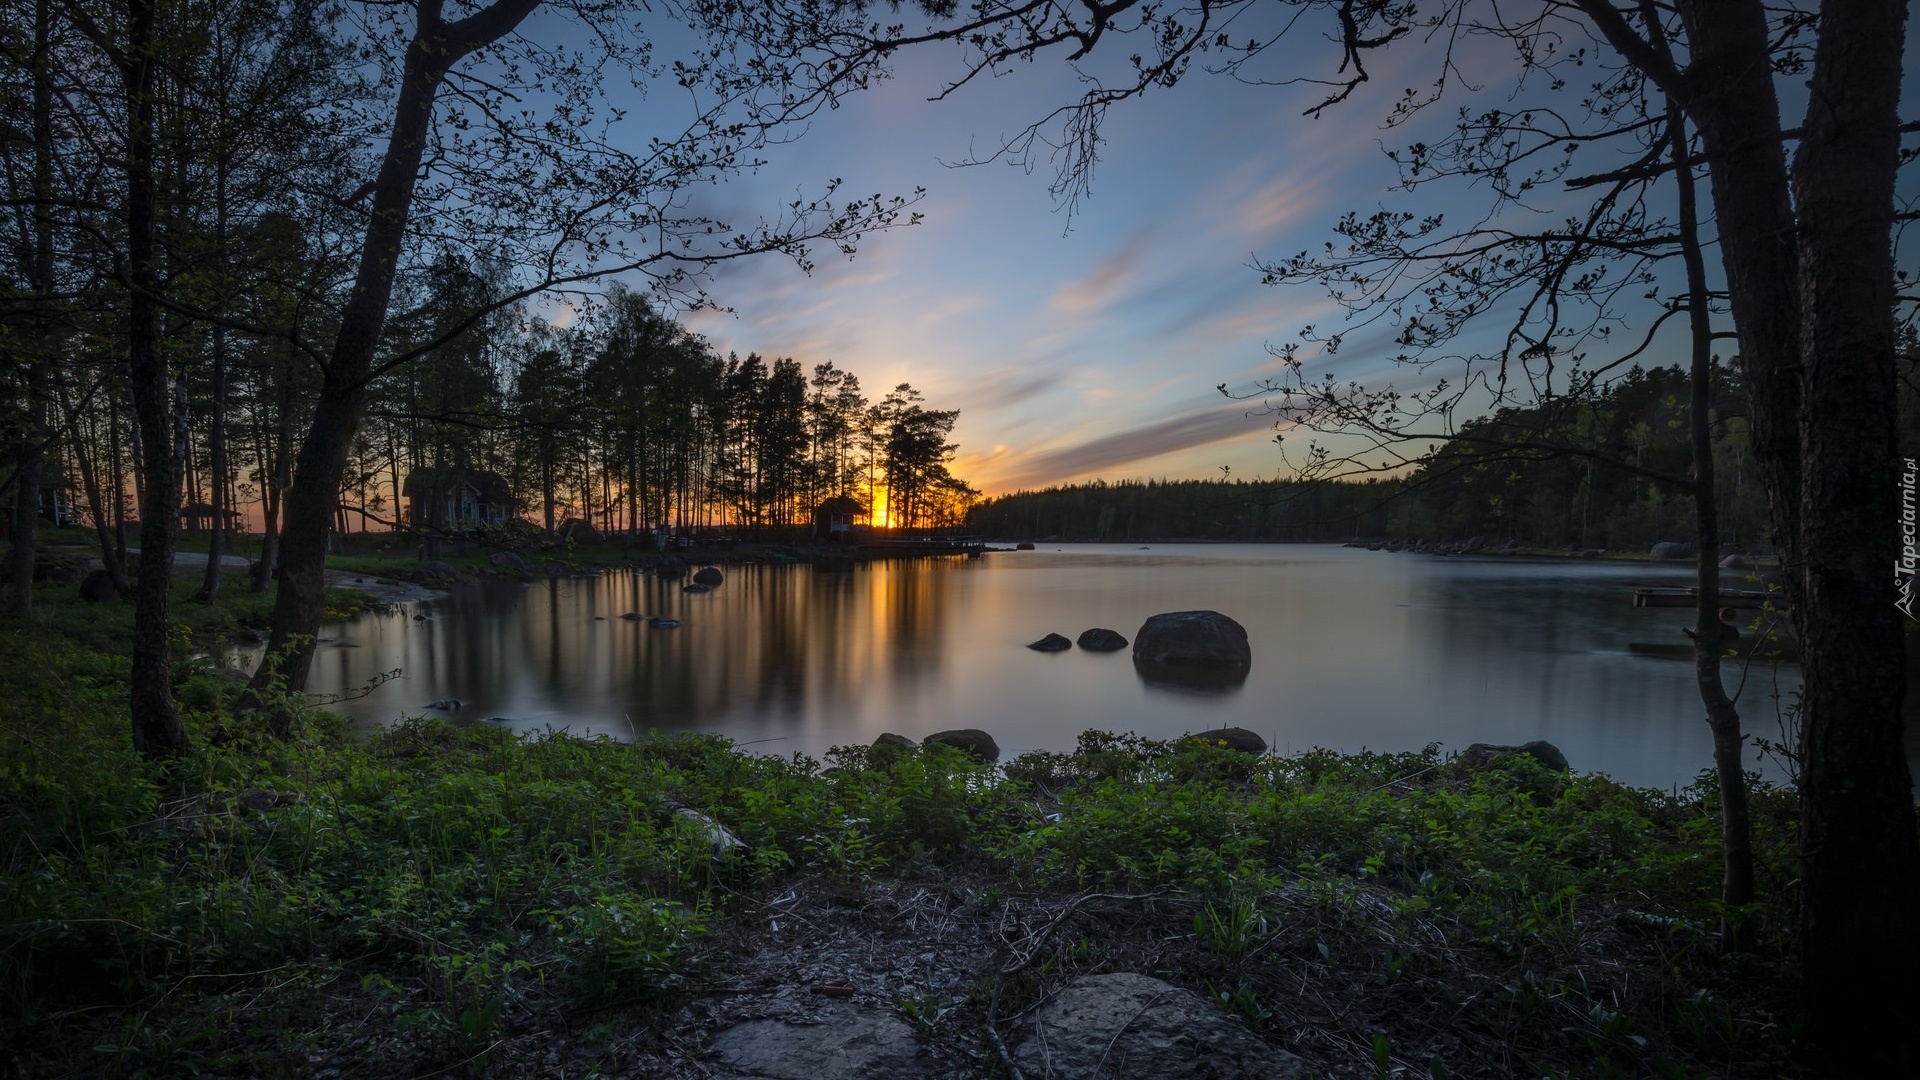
[812,496,868,543]
[402,467,518,531]
[0,467,76,540]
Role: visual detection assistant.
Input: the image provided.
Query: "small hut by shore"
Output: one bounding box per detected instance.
[812,497,868,544]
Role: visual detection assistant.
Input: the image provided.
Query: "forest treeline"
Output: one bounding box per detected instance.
[11,258,974,555]
[967,363,1787,550]
[343,278,976,539]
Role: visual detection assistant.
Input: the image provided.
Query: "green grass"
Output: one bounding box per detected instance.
[10,568,374,656]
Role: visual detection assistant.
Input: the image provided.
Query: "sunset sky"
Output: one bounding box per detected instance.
[606,12,1919,499]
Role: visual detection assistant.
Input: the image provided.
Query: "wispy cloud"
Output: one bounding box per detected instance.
[985,405,1266,491]
[956,367,1068,412]
[1047,228,1161,314]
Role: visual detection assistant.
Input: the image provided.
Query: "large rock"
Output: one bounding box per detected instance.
[1718,553,1746,569]
[78,568,118,602]
[923,728,1000,763]
[1028,633,1073,652]
[706,1003,939,1080]
[1649,541,1694,561]
[1075,628,1128,652]
[1463,739,1570,772]
[1131,610,1251,687]
[869,731,918,766]
[1013,973,1310,1080]
[423,559,459,580]
[692,565,726,587]
[1184,727,1266,755]
[489,550,530,574]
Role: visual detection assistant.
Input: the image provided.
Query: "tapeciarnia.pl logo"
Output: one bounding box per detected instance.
[1900,457,1918,621]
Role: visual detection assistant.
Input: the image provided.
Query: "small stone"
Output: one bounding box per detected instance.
[692,565,725,586]
[237,788,280,812]
[1028,633,1073,652]
[674,807,744,856]
[1076,627,1128,651]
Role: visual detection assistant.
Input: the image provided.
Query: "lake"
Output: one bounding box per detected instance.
[287,543,1916,790]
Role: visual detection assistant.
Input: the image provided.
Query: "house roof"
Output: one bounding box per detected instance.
[401,467,516,505]
[815,496,867,515]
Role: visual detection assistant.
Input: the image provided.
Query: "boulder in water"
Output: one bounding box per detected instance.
[1132,610,1251,687]
[488,550,530,574]
[1463,739,1570,772]
[1076,627,1129,651]
[923,728,1000,763]
[1184,727,1267,755]
[1028,632,1072,652]
[869,732,918,766]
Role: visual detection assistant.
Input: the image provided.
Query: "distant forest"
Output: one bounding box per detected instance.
[966,360,1911,552]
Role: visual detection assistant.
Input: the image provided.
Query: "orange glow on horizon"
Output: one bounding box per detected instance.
[868,488,892,529]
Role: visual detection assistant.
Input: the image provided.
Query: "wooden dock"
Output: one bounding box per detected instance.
[1632,587,1772,609]
[854,536,988,559]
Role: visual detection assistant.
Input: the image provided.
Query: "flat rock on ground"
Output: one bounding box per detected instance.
[706,1003,941,1079]
[1014,973,1311,1080]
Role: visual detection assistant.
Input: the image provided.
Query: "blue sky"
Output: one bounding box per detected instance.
[567,10,1919,497]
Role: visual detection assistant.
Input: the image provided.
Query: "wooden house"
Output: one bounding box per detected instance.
[402,467,518,531]
[812,496,867,543]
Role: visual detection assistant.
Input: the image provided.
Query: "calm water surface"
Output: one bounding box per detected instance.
[291,544,1911,790]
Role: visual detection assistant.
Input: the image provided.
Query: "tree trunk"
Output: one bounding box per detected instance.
[247,0,542,711]
[1670,0,1805,618]
[199,328,229,601]
[1788,0,1918,1069]
[198,160,232,602]
[10,0,57,615]
[1661,92,1754,943]
[61,382,132,596]
[123,0,188,757]
[251,370,290,592]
